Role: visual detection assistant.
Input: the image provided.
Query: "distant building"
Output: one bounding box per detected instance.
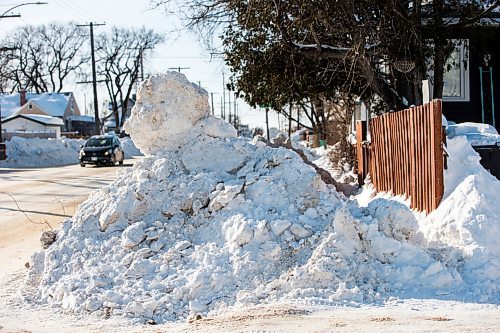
[0,90,96,139]
[66,115,95,137]
[0,90,83,132]
[103,96,136,133]
[1,114,64,139]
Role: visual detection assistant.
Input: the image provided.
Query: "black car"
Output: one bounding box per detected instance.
[79,135,125,167]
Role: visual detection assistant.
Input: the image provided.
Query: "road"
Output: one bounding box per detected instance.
[0,159,137,281]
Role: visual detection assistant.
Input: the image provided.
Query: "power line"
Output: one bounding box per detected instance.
[52,0,94,22]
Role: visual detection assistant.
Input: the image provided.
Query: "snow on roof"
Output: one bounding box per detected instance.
[68,115,94,123]
[26,92,71,117]
[0,92,72,118]
[3,114,64,126]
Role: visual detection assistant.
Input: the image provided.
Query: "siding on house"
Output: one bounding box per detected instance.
[2,115,63,139]
[16,101,47,116]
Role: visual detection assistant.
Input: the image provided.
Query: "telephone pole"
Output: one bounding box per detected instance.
[128,47,153,81]
[77,22,105,134]
[168,67,190,73]
[222,72,226,120]
[210,93,215,115]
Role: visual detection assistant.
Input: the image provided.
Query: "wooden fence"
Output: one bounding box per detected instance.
[356,99,444,213]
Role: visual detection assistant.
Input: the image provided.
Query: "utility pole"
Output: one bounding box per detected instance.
[220,96,223,119]
[129,47,153,81]
[168,66,190,73]
[222,72,226,120]
[234,92,237,127]
[265,107,270,140]
[140,52,144,81]
[228,91,232,124]
[210,93,215,115]
[77,22,105,134]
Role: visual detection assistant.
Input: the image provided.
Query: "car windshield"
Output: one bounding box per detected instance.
[86,138,112,147]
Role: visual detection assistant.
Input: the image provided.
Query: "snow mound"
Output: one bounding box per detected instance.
[22,74,499,324]
[420,136,500,298]
[120,137,143,157]
[123,71,233,155]
[0,136,84,168]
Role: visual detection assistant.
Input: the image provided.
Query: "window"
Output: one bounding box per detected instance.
[28,103,33,109]
[442,40,470,102]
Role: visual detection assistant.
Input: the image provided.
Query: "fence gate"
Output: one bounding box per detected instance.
[357,99,444,213]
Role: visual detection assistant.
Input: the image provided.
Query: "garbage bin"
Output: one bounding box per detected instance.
[319,139,327,147]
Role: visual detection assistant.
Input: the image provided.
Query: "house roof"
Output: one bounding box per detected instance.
[0,92,74,118]
[1,114,64,127]
[68,115,95,123]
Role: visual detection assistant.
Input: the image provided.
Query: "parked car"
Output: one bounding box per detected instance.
[446,122,500,147]
[79,135,125,167]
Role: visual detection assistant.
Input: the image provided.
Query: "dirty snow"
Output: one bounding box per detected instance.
[21,72,500,325]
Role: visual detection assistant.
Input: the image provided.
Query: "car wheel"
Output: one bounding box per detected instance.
[80,163,85,167]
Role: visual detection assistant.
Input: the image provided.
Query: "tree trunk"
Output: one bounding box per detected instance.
[433,37,445,100]
[433,0,445,100]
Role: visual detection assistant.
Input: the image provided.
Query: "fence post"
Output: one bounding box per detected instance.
[356,120,368,185]
[432,100,444,210]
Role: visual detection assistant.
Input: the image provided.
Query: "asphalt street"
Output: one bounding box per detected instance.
[0,159,137,280]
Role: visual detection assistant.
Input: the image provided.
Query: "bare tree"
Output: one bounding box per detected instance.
[96,27,164,133]
[38,23,89,92]
[0,23,89,93]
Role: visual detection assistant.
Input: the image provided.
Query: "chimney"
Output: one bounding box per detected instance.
[20,89,27,106]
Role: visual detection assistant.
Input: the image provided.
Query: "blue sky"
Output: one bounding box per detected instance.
[0,0,281,129]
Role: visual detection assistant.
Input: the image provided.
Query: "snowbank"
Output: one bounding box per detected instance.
[22,73,499,324]
[120,137,143,157]
[420,136,500,299]
[0,135,142,168]
[0,136,84,168]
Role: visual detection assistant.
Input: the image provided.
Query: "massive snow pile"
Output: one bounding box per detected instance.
[0,136,84,168]
[23,72,499,324]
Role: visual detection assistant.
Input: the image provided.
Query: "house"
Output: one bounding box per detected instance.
[0,90,82,131]
[433,12,499,130]
[1,114,64,139]
[66,115,96,137]
[351,11,500,133]
[103,97,136,133]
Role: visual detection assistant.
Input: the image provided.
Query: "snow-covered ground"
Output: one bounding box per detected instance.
[0,136,142,168]
[2,72,499,331]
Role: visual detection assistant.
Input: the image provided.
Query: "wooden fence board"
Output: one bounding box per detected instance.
[361,100,444,213]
